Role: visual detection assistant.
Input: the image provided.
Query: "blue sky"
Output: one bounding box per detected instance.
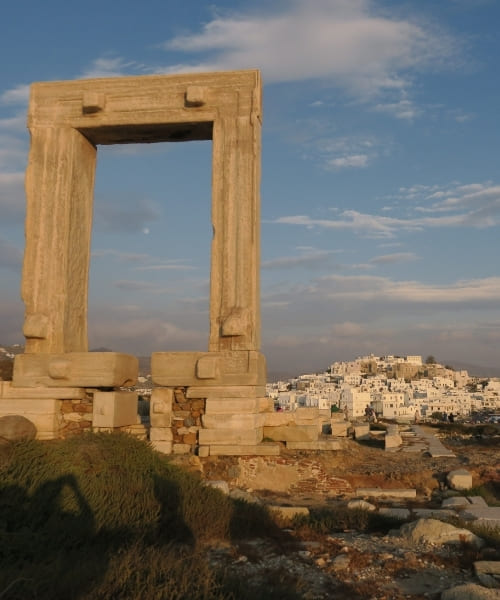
[1,0,500,374]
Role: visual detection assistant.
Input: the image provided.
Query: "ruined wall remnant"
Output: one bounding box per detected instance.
[0,70,278,455]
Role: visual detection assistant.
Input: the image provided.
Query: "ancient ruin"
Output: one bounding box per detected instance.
[0,70,282,454]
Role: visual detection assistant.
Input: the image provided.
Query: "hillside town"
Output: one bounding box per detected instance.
[267,354,500,422]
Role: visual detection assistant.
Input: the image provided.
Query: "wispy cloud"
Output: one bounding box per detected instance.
[314,274,500,305]
[372,98,422,120]
[80,56,145,79]
[263,249,333,269]
[160,0,455,98]
[92,249,152,263]
[273,180,500,238]
[328,154,369,169]
[0,84,30,106]
[369,252,419,265]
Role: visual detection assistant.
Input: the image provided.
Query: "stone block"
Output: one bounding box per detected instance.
[331,422,348,437]
[151,440,172,454]
[150,388,173,427]
[173,443,191,454]
[331,412,346,422]
[1,381,86,399]
[151,351,266,387]
[354,424,370,440]
[186,385,266,399]
[447,469,473,491]
[92,391,138,428]
[149,427,173,442]
[442,497,471,509]
[379,507,411,520]
[208,443,280,456]
[468,496,488,507]
[356,488,416,499]
[385,433,403,449]
[263,424,318,442]
[295,407,318,420]
[0,398,62,439]
[263,412,296,427]
[197,445,210,457]
[205,397,262,414]
[13,352,138,387]
[413,509,456,520]
[201,413,265,429]
[474,561,500,588]
[198,427,263,445]
[286,440,341,450]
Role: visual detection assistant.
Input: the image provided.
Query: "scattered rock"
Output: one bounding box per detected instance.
[205,480,230,494]
[331,553,350,571]
[347,498,376,511]
[474,561,500,589]
[447,469,473,491]
[441,582,500,599]
[0,415,37,442]
[398,518,484,548]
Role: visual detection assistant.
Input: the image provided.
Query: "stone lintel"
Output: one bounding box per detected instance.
[92,391,138,428]
[208,443,280,456]
[186,385,266,399]
[1,381,86,399]
[151,351,265,387]
[29,71,261,136]
[201,413,266,429]
[13,352,138,387]
[263,425,318,443]
[198,426,263,445]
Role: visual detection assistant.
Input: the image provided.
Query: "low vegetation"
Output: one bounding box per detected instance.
[0,433,289,600]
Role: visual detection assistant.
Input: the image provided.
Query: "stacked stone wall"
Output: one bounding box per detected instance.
[236,455,352,497]
[171,388,205,454]
[60,397,93,437]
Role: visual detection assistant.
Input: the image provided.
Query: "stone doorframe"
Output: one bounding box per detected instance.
[8,71,276,454]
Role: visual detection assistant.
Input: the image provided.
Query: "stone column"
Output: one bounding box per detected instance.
[22,126,96,353]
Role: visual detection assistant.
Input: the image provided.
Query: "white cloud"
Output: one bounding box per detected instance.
[369,252,419,265]
[80,57,144,79]
[0,114,26,131]
[328,154,369,169]
[372,99,422,120]
[315,274,500,305]
[160,0,455,98]
[262,249,333,269]
[0,84,30,106]
[274,180,500,237]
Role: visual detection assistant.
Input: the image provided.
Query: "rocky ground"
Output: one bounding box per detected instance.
[176,426,500,599]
